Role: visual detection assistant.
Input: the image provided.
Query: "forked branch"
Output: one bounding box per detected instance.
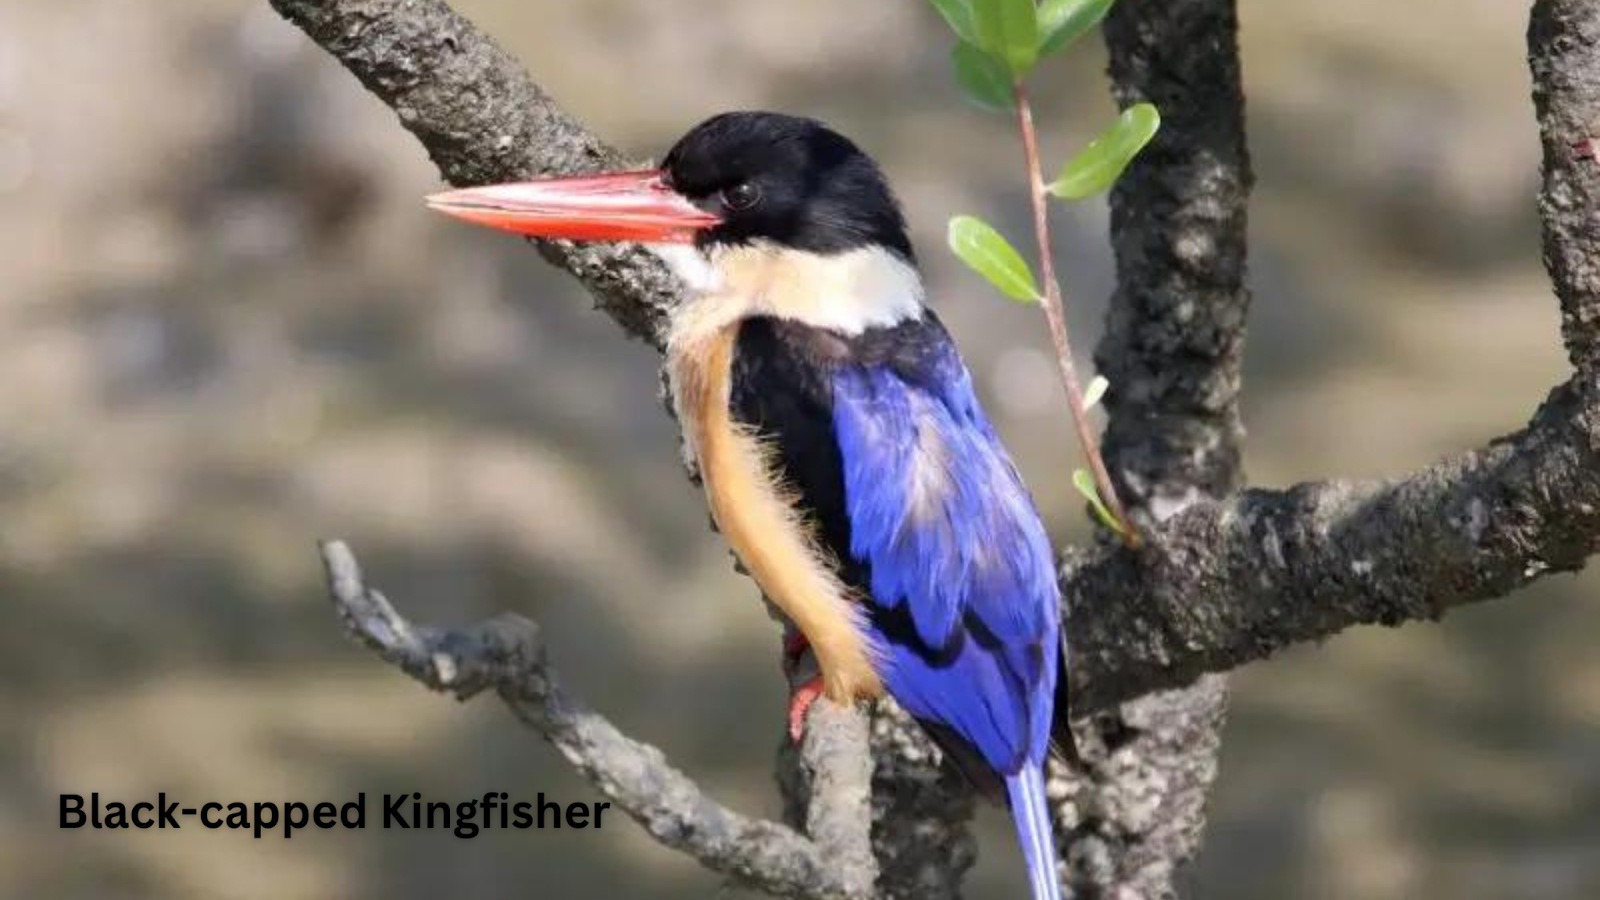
[318,540,874,900]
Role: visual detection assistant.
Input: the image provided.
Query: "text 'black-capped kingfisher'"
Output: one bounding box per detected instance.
[428,112,1068,900]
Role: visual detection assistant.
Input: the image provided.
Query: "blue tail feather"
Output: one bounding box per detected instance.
[1005,762,1063,900]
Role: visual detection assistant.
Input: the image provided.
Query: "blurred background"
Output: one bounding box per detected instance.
[1,0,1594,898]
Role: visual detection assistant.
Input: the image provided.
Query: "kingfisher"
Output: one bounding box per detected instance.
[428,112,1066,900]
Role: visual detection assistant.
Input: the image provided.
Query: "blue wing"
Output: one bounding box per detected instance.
[726,313,1059,777]
[831,320,1059,776]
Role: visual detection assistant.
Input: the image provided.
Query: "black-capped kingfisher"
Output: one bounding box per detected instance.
[429,112,1065,900]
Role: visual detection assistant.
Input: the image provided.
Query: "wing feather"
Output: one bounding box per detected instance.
[831,325,1058,772]
[730,312,1059,774]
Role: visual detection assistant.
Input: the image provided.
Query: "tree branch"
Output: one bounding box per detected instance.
[1056,0,1600,715]
[318,540,870,900]
[266,0,681,345]
[1532,0,1600,374]
[1052,3,1254,897]
[1063,375,1600,711]
[1099,0,1254,512]
[777,700,878,898]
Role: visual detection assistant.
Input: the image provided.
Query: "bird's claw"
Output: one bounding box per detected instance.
[787,676,825,743]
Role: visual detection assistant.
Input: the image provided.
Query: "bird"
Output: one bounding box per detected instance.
[427,111,1066,900]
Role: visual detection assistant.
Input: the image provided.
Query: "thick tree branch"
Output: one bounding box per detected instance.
[1532,0,1600,373]
[1057,0,1600,715]
[1063,375,1600,711]
[1099,0,1253,511]
[267,0,681,345]
[1053,2,1253,897]
[318,541,870,900]
[863,704,978,900]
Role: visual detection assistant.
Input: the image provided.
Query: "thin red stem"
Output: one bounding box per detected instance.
[1013,82,1138,546]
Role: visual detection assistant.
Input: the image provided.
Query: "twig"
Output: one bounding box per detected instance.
[1012,83,1138,545]
[317,540,872,900]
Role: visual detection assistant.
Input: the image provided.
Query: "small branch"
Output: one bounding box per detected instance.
[1012,83,1137,545]
[775,633,878,895]
[318,540,869,900]
[778,701,878,898]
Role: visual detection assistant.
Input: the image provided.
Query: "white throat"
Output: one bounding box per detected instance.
[651,241,924,341]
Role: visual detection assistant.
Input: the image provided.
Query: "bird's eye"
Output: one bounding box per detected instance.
[720,181,761,212]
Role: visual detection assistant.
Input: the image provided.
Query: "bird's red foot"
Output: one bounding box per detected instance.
[787,676,825,743]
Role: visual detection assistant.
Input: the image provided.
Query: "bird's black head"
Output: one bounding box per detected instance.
[661,112,915,262]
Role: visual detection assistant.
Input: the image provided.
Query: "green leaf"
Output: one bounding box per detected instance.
[1083,375,1109,410]
[947,215,1039,302]
[1037,0,1114,56]
[951,42,1015,112]
[926,0,980,46]
[1073,468,1128,536]
[971,0,1039,76]
[1047,102,1161,200]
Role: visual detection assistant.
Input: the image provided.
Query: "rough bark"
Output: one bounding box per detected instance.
[266,0,681,344]
[1048,2,1253,897]
[776,702,878,898]
[1063,378,1600,713]
[1098,0,1254,514]
[863,703,979,900]
[274,0,1600,897]
[1532,0,1600,375]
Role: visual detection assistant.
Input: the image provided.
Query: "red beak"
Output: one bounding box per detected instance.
[425,169,720,243]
